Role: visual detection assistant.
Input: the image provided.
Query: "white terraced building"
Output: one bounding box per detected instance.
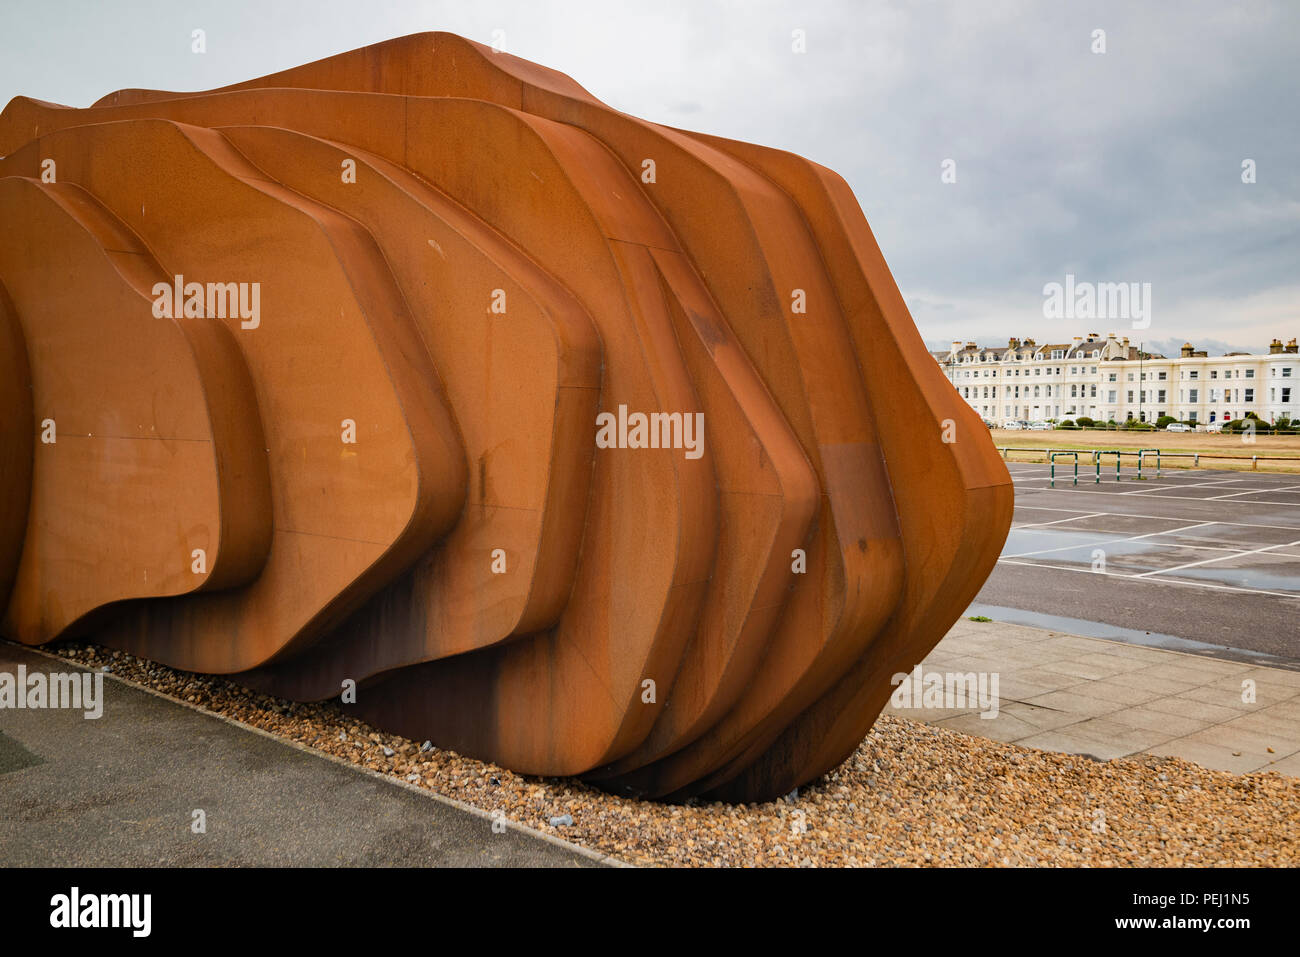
[934,332,1299,426]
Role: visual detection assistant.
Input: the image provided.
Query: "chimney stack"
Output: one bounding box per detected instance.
[1286,338,1298,354]
[1181,342,1194,358]
[1008,337,1019,349]
[1269,338,1284,354]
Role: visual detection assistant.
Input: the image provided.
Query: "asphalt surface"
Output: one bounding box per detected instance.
[0,643,607,867]
[975,464,1300,661]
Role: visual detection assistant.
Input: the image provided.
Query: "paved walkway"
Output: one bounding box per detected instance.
[0,643,609,867]
[886,618,1300,775]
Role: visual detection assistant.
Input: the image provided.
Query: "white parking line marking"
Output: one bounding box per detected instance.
[1125,539,1251,553]
[1133,538,1300,579]
[1018,487,1300,508]
[1012,512,1106,530]
[1117,479,1247,494]
[1004,521,1218,560]
[996,558,1300,599]
[1010,504,1300,532]
[1205,484,1300,500]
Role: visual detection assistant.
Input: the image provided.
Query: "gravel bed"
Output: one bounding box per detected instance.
[46,642,1300,867]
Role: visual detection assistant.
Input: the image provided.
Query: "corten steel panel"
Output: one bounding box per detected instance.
[0,119,467,672]
[0,176,270,643]
[0,281,33,613]
[0,33,1012,801]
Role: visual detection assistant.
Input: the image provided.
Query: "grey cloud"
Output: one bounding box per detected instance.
[2,0,1293,347]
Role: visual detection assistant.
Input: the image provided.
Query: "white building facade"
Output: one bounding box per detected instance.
[935,333,1299,426]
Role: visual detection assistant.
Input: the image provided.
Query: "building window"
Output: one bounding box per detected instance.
[1245,369,1255,378]
[1127,390,1134,403]
[1158,372,1167,380]
[1285,368,1293,378]
[1285,388,1293,404]
[1245,388,1254,402]
[1108,373,1117,382]
[1189,389,1198,403]
[1189,371,1199,380]
[1108,390,1117,403]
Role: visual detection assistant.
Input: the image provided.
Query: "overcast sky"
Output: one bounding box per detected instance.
[3,0,1296,354]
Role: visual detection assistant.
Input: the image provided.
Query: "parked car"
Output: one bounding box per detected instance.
[1028,421,1050,431]
[1166,422,1192,432]
[1204,422,1223,433]
[1002,419,1025,430]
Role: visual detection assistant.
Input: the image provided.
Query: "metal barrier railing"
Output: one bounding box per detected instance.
[1095,450,1122,483]
[997,446,1300,472]
[1049,450,1079,487]
[1137,448,1161,480]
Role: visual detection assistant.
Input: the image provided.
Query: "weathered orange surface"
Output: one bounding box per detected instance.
[0,33,1012,801]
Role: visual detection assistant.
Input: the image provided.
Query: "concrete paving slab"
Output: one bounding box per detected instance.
[994,701,1093,734]
[898,619,1300,777]
[1068,651,1151,673]
[1146,739,1274,774]
[1102,706,1209,738]
[1181,723,1299,759]
[1219,709,1300,737]
[1260,752,1300,775]
[1198,674,1300,703]
[1022,689,1126,718]
[1104,671,1202,695]
[1172,685,1278,712]
[1015,727,1133,761]
[990,677,1062,701]
[1076,680,1167,707]
[996,667,1091,693]
[1133,695,1247,724]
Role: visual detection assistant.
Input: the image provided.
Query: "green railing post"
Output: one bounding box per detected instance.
[1096,450,1122,482]
[1138,448,1160,479]
[1049,450,1079,487]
